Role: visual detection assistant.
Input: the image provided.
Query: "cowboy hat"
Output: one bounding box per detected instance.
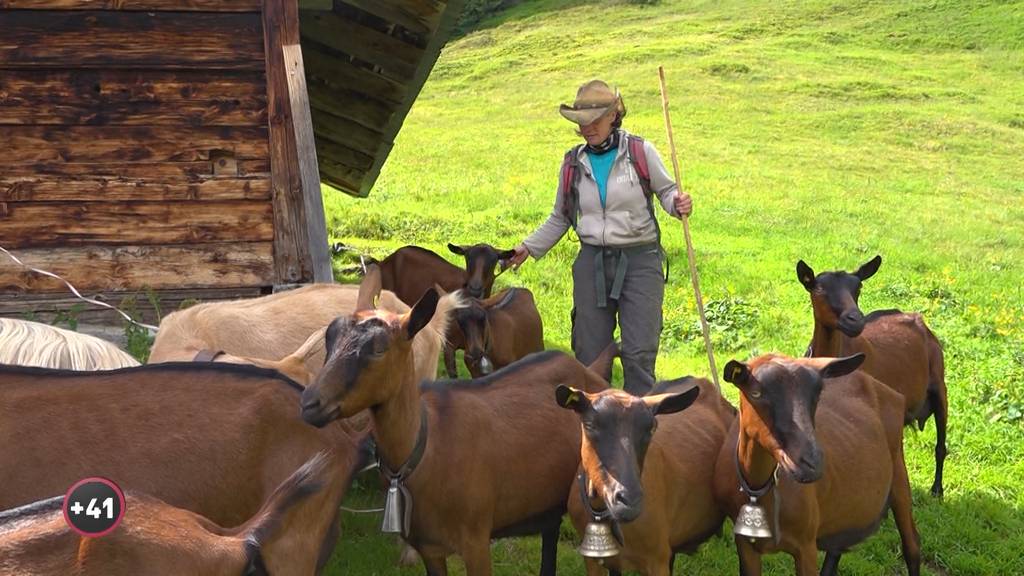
[559,80,624,126]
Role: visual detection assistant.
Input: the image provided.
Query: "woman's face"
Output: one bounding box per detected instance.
[579,109,616,147]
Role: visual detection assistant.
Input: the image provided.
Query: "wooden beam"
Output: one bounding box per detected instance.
[0,125,269,165]
[0,160,270,178]
[357,0,466,196]
[0,177,271,202]
[263,0,312,285]
[0,0,262,10]
[311,107,385,157]
[319,156,366,196]
[297,0,331,9]
[314,136,373,171]
[307,78,392,132]
[0,201,274,248]
[300,43,408,105]
[282,43,332,283]
[337,0,434,36]
[0,242,275,293]
[299,9,422,80]
[0,69,267,126]
[0,11,265,70]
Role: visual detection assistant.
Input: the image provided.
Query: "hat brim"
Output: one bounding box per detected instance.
[559,104,612,126]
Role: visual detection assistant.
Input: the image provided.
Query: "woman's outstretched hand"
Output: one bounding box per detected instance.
[509,244,530,269]
[674,191,693,218]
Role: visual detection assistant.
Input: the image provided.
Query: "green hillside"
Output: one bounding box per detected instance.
[323,1,1024,574]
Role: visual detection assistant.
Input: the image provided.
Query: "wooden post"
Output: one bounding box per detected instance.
[282,43,332,283]
[658,66,720,391]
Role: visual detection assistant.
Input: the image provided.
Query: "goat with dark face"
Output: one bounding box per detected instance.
[713,353,921,576]
[558,377,735,576]
[376,244,515,308]
[301,287,608,576]
[448,243,516,299]
[452,288,544,377]
[796,255,948,497]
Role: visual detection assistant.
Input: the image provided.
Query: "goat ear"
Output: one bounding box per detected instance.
[497,248,516,260]
[448,243,466,256]
[404,288,439,340]
[357,264,382,312]
[555,385,589,412]
[723,360,750,387]
[796,260,816,291]
[646,385,700,415]
[855,255,882,281]
[820,353,865,379]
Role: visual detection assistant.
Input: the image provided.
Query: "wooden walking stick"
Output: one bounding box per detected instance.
[658,66,720,390]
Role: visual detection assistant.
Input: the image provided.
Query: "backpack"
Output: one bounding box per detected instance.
[558,134,668,280]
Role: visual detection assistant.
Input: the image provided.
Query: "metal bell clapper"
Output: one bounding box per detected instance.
[578,519,620,558]
[734,496,772,542]
[381,478,404,534]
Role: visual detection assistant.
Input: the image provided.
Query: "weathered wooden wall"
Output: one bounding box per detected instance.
[0,0,314,319]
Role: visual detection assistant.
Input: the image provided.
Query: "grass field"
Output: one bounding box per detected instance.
[320,1,1024,574]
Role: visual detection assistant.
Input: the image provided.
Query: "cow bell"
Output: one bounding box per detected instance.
[381,479,404,534]
[578,520,620,558]
[733,498,772,542]
[479,356,494,375]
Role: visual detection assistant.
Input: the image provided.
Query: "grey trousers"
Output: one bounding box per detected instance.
[571,243,664,396]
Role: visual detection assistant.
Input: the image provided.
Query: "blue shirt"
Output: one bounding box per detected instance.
[586,149,617,208]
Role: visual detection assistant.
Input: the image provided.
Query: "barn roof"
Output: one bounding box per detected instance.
[299,0,465,197]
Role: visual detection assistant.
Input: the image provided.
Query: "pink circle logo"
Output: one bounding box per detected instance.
[62,477,126,538]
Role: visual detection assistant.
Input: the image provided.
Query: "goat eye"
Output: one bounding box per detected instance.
[749,389,762,399]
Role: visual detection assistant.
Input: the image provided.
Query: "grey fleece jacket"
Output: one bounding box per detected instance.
[522,130,680,259]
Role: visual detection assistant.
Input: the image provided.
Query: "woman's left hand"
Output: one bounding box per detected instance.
[674,191,693,217]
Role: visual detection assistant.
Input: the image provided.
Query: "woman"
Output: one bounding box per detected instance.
[509,80,692,395]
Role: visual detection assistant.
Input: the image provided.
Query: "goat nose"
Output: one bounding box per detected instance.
[844,310,863,322]
[300,396,320,412]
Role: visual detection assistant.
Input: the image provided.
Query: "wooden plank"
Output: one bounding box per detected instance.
[0,11,265,69]
[337,0,434,36]
[0,160,269,179]
[314,136,373,170]
[264,0,312,285]
[1,126,269,165]
[299,9,421,80]
[0,177,271,202]
[297,0,331,9]
[283,44,332,283]
[0,201,274,248]
[319,156,365,196]
[307,78,392,131]
[0,242,275,293]
[0,287,266,326]
[0,70,267,126]
[0,0,262,10]
[300,44,407,105]
[311,107,384,157]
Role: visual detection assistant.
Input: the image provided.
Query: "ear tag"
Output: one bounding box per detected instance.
[730,365,744,381]
[564,390,581,407]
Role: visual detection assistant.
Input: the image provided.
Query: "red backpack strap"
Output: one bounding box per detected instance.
[627,135,652,196]
[558,146,582,226]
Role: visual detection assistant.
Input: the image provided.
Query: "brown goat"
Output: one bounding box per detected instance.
[797,255,948,496]
[299,288,609,576]
[449,287,544,377]
[378,244,515,304]
[0,363,366,573]
[559,376,735,576]
[0,451,354,576]
[713,353,920,576]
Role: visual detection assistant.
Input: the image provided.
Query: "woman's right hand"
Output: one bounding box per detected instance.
[509,244,530,269]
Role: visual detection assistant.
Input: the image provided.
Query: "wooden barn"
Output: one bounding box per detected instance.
[0,0,465,323]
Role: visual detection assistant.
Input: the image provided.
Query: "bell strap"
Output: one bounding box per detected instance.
[378,402,429,537]
[193,349,225,362]
[576,471,624,545]
[734,445,782,545]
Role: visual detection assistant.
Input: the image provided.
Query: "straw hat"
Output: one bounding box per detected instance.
[558,80,625,126]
